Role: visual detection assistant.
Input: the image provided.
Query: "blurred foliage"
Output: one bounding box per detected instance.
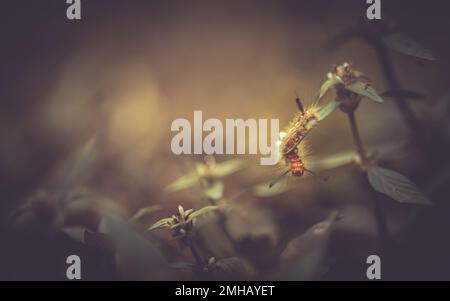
[382,33,435,61]
[278,211,340,280]
[3,3,450,280]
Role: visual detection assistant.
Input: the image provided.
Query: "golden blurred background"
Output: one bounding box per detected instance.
[1,0,450,280]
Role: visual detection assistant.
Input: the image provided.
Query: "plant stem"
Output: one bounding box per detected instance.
[370,194,390,251]
[374,41,419,133]
[186,237,204,268]
[346,111,390,249]
[347,111,368,161]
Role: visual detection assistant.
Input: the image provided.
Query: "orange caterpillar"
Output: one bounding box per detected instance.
[280,104,319,156]
[270,97,320,187]
[285,152,305,177]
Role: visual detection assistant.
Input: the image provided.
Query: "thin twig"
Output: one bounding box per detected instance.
[370,193,391,251]
[347,111,368,160]
[374,41,419,133]
[346,111,390,249]
[184,237,204,268]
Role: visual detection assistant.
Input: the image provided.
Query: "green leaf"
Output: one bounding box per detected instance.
[187,205,219,223]
[164,172,199,193]
[148,217,173,231]
[310,151,358,171]
[345,81,384,103]
[367,166,432,205]
[203,180,224,200]
[382,33,435,61]
[212,159,245,178]
[165,159,244,194]
[317,100,340,121]
[130,205,162,223]
[381,89,427,100]
[318,76,342,100]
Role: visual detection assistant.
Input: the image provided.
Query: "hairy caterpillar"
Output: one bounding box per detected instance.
[270,97,321,187]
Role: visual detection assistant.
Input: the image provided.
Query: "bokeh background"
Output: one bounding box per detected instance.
[1,0,450,280]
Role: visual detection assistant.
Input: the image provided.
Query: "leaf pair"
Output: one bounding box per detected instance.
[318,65,384,105]
[165,159,245,193]
[148,205,219,231]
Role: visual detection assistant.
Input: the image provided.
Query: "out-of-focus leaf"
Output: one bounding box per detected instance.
[11,189,123,232]
[166,159,244,194]
[318,76,342,100]
[382,33,435,60]
[59,135,97,196]
[280,211,340,263]
[212,159,245,178]
[317,100,340,121]
[148,217,173,231]
[165,172,199,193]
[367,166,432,205]
[187,205,219,223]
[346,81,384,103]
[381,89,426,100]
[279,211,340,280]
[214,257,256,278]
[310,151,358,171]
[203,181,224,200]
[99,213,169,280]
[170,262,195,270]
[130,205,162,223]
